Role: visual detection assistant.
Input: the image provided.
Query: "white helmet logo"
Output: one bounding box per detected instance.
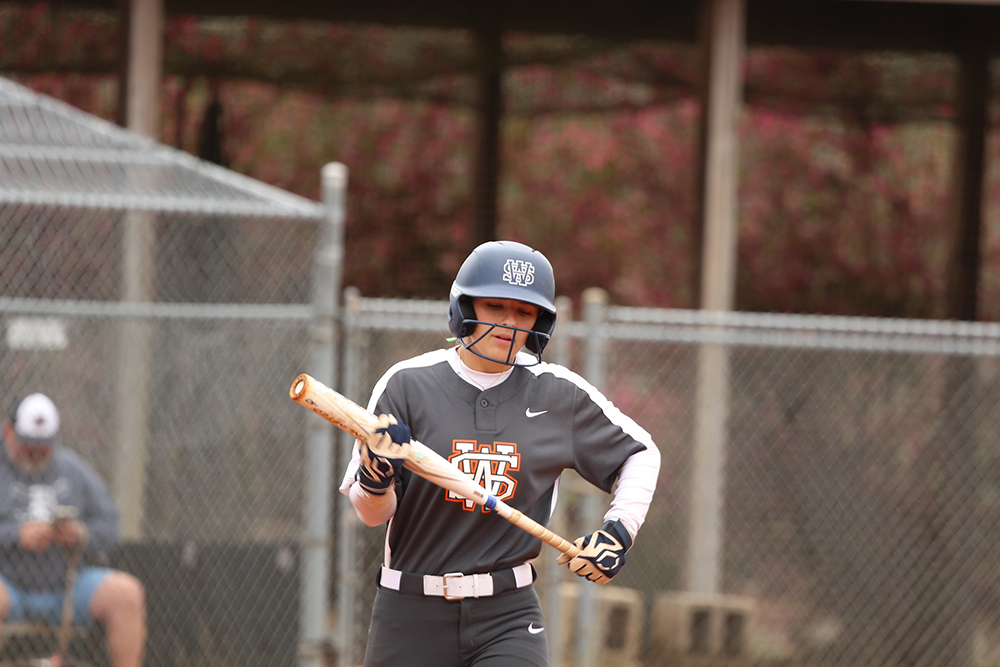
[502,259,535,287]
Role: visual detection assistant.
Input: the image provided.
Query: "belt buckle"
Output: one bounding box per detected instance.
[442,572,466,601]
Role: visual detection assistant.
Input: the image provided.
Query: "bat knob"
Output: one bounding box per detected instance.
[290,375,308,399]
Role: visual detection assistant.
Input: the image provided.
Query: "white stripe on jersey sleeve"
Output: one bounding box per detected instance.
[527,361,658,450]
[529,361,661,540]
[365,347,453,412]
[340,348,452,499]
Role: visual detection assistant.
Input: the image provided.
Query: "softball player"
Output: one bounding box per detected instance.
[340,240,660,667]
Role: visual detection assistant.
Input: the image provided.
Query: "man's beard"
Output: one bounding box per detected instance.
[14,454,52,476]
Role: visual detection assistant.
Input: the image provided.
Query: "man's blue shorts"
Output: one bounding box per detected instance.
[0,568,113,627]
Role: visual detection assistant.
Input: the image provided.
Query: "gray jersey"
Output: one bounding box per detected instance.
[0,446,120,591]
[366,347,655,576]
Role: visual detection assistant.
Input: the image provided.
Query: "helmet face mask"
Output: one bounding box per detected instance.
[456,314,552,367]
[448,241,557,367]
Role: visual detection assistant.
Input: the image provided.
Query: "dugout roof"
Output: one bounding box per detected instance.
[0,76,323,217]
[11,0,1000,53]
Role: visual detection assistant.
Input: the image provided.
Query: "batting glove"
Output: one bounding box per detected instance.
[356,416,410,496]
[556,519,632,585]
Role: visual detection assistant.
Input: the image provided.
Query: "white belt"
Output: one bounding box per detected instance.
[380,562,534,601]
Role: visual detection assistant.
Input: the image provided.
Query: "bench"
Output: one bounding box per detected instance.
[0,622,100,667]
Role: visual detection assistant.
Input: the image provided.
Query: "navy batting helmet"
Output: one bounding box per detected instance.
[448,240,557,365]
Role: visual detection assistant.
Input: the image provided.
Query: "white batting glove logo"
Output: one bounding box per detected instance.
[556,519,633,585]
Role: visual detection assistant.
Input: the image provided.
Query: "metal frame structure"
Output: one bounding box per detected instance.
[0,76,344,667]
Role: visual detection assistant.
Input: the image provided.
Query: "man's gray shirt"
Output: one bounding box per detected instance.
[0,447,120,591]
[362,348,654,576]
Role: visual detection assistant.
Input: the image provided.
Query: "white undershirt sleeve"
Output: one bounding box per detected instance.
[604,445,661,540]
[347,482,397,526]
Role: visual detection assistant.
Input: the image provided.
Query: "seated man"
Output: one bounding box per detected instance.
[0,393,146,667]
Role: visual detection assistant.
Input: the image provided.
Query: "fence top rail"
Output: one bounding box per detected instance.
[598,307,1000,356]
[351,296,447,314]
[347,296,1000,339]
[344,296,1000,356]
[14,292,995,354]
[344,296,447,332]
[0,297,312,321]
[607,306,1000,338]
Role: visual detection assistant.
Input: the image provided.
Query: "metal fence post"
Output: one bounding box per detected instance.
[336,286,364,667]
[688,0,743,596]
[300,162,348,667]
[113,0,164,537]
[545,294,574,667]
[112,208,155,540]
[575,287,608,667]
[686,331,730,594]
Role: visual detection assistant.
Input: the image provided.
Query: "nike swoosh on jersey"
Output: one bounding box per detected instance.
[525,408,548,418]
[528,623,545,634]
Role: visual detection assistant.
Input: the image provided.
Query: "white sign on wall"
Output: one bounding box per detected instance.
[5,318,68,351]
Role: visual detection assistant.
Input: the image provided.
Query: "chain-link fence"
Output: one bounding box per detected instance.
[7,74,1000,667]
[0,76,337,667]
[336,296,1000,667]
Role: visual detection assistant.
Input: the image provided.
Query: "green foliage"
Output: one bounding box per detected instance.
[4,8,988,319]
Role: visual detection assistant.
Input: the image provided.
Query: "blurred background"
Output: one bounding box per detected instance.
[4,1,1000,666]
[8,0,1000,318]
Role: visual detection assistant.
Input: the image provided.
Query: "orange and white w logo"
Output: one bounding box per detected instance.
[448,440,520,511]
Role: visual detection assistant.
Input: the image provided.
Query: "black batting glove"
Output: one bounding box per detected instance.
[355,416,410,496]
[376,422,412,447]
[556,519,633,585]
[355,449,403,495]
